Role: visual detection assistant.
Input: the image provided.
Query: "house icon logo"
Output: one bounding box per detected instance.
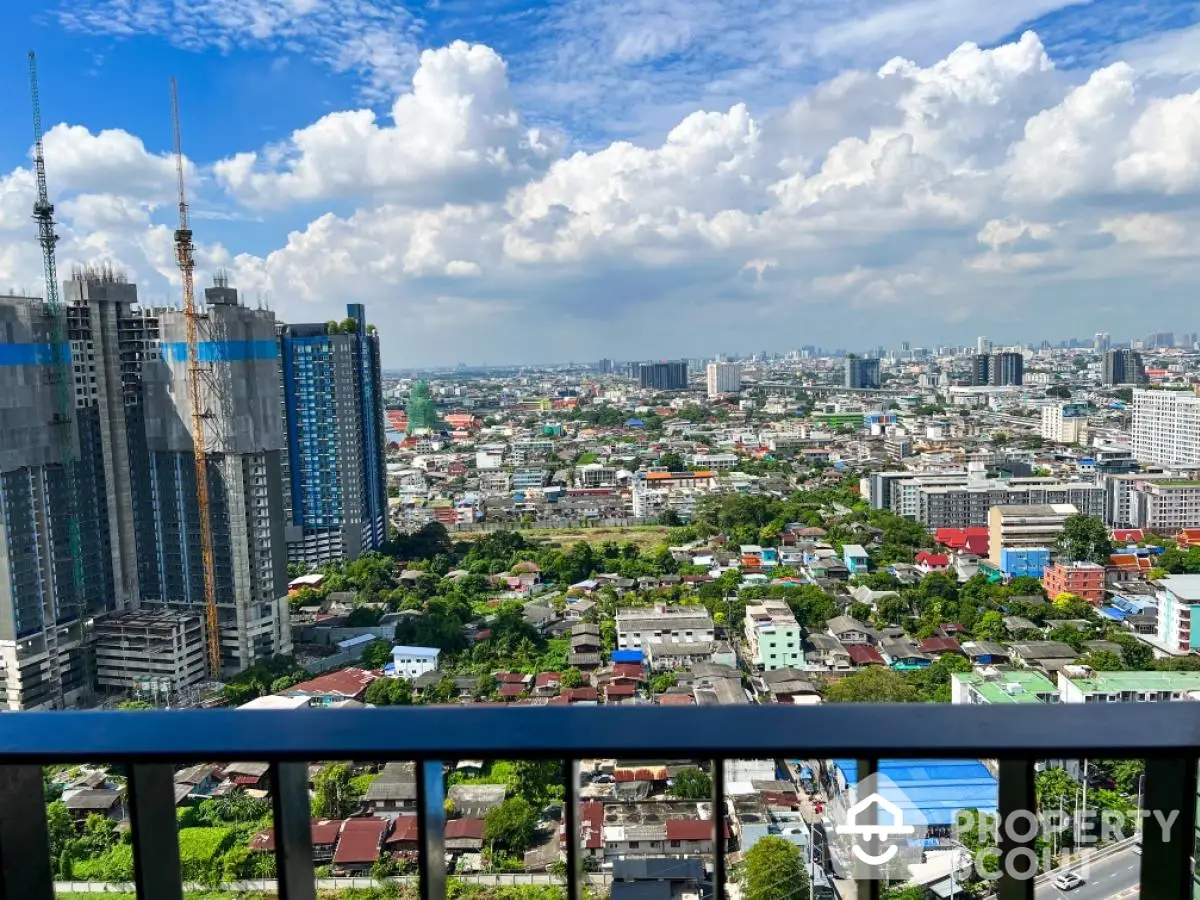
[829,772,928,880]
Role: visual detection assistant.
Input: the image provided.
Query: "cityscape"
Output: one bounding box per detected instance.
[5,4,1200,900]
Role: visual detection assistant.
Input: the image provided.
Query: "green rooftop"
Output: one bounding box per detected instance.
[952,670,1056,704]
[1063,671,1200,695]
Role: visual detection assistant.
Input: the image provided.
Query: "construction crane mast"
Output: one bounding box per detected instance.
[170,79,220,677]
[28,51,85,598]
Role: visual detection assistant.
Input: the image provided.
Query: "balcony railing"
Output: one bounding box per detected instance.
[1,702,1197,900]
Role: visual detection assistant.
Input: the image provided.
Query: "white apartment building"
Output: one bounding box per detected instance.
[1126,479,1200,531]
[576,463,618,488]
[390,645,440,679]
[1132,389,1200,467]
[706,362,742,398]
[744,600,802,671]
[686,452,739,469]
[1041,404,1089,445]
[615,605,715,649]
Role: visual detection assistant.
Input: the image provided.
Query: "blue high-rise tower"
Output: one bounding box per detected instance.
[279,304,387,566]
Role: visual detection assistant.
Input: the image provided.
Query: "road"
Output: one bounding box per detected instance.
[1036,846,1139,900]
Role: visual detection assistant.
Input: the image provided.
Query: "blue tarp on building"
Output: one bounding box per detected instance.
[831,759,997,827]
[611,649,645,664]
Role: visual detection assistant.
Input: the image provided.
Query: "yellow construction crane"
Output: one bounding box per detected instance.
[170,79,220,676]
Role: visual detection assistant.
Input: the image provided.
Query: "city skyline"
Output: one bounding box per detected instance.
[3,6,1200,365]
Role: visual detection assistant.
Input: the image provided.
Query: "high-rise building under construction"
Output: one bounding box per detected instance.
[0,269,292,710]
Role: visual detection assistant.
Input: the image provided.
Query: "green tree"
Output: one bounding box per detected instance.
[560,668,585,689]
[1108,632,1152,669]
[668,767,712,800]
[360,640,393,670]
[1057,514,1113,564]
[824,667,918,703]
[58,848,74,880]
[313,763,358,818]
[658,451,685,471]
[117,699,155,710]
[973,610,1008,642]
[484,796,538,855]
[364,677,413,706]
[743,835,810,900]
[47,800,73,860]
[650,671,677,694]
[1077,650,1124,671]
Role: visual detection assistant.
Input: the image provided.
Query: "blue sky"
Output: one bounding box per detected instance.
[3,1,1200,365]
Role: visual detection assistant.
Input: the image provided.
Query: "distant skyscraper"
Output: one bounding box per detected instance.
[989,352,1024,386]
[1093,332,1111,352]
[1103,349,1147,386]
[639,361,688,391]
[845,356,881,389]
[598,358,612,374]
[280,304,387,567]
[706,362,742,398]
[976,336,992,354]
[971,352,1023,386]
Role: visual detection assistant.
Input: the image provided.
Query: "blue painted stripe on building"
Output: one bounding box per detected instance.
[161,340,279,364]
[0,343,72,366]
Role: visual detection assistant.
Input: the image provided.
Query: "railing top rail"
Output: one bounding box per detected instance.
[2,704,1200,761]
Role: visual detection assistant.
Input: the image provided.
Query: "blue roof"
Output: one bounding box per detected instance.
[611,649,644,663]
[1098,606,1127,621]
[832,759,997,827]
[626,418,645,427]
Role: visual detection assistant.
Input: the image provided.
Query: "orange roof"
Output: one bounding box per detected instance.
[645,470,714,480]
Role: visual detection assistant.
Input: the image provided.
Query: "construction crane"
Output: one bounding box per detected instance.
[28,51,85,598]
[170,79,221,677]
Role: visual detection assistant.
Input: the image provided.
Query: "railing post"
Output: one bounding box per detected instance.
[0,765,52,900]
[854,757,880,900]
[417,760,446,900]
[996,759,1035,900]
[1140,756,1197,899]
[710,758,727,900]
[270,761,315,900]
[127,764,183,900]
[562,759,583,900]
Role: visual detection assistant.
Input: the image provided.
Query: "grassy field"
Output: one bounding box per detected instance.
[456,525,673,552]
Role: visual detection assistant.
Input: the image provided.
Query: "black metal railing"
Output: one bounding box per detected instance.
[1,703,1198,900]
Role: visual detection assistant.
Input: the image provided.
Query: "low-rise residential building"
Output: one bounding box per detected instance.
[842,544,869,574]
[1156,575,1200,654]
[1057,667,1200,703]
[998,547,1051,579]
[1043,561,1107,605]
[615,605,715,650]
[281,668,378,706]
[390,646,441,679]
[744,600,803,671]
[950,669,1059,705]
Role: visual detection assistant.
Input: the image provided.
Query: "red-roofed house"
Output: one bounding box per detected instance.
[605,682,637,703]
[495,672,531,686]
[1112,529,1145,544]
[384,815,420,851]
[533,672,561,697]
[250,819,344,864]
[1109,553,1152,578]
[569,801,604,861]
[498,682,527,701]
[281,668,378,706]
[564,687,599,704]
[332,817,387,874]
[918,636,964,658]
[657,693,694,706]
[444,818,486,852]
[846,644,885,667]
[666,819,731,854]
[935,527,989,557]
[914,551,950,573]
[610,663,646,682]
